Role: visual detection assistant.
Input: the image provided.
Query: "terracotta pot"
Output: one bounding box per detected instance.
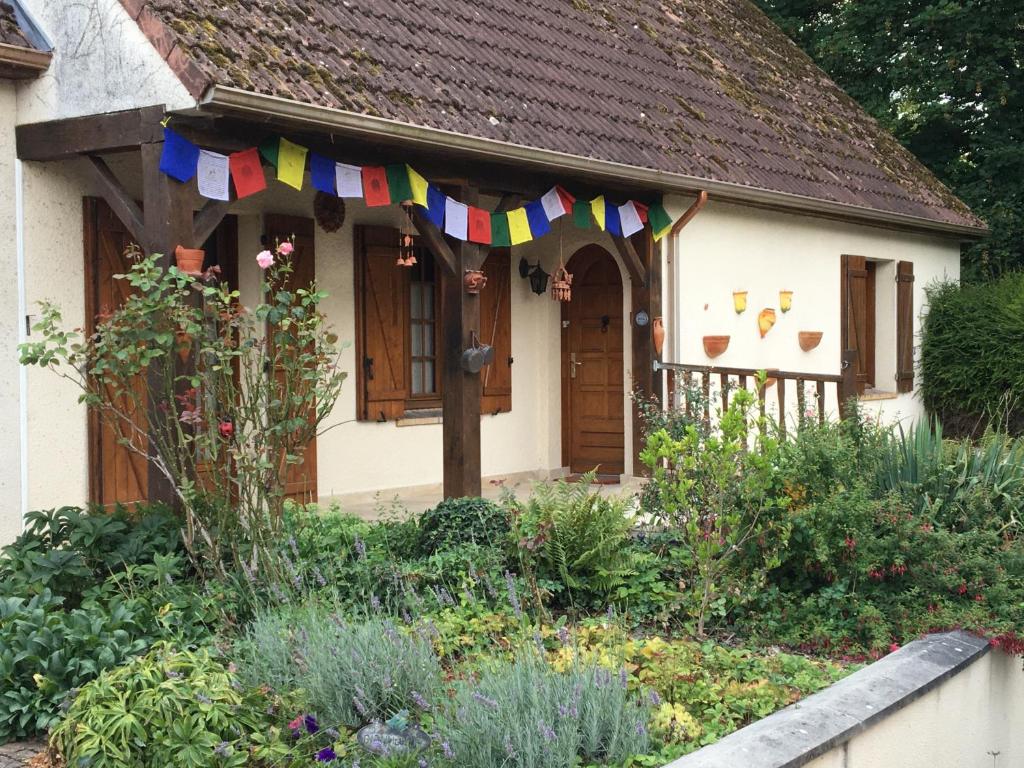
[463,269,487,294]
[732,290,748,314]
[758,308,777,338]
[703,335,730,358]
[175,329,192,362]
[174,245,205,275]
[652,317,666,357]
[779,289,794,313]
[765,377,777,389]
[798,331,823,352]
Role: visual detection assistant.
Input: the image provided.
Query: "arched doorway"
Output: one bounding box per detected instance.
[560,245,625,477]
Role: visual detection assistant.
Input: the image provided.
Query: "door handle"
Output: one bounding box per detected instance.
[570,352,584,379]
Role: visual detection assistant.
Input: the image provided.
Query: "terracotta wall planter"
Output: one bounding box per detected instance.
[463,269,487,294]
[174,245,205,275]
[652,317,665,357]
[799,331,823,352]
[703,335,729,358]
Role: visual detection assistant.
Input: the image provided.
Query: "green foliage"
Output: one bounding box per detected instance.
[0,505,181,605]
[19,245,347,579]
[439,652,650,768]
[417,497,510,555]
[640,387,790,636]
[233,606,444,729]
[509,475,639,608]
[50,643,291,768]
[754,0,1024,281]
[921,275,1024,435]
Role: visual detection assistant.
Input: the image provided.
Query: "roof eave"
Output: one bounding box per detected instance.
[0,41,50,79]
[199,85,988,242]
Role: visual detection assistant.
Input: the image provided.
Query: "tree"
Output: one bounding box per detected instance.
[755,0,1024,282]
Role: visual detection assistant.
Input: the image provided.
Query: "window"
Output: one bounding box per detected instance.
[355,226,512,422]
[842,255,914,396]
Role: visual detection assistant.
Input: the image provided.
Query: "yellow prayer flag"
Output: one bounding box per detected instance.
[507,207,532,245]
[652,222,673,242]
[590,196,606,231]
[277,138,308,190]
[407,166,429,208]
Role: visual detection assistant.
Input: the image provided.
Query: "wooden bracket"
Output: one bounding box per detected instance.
[410,205,458,274]
[192,199,232,247]
[83,155,147,248]
[611,233,647,287]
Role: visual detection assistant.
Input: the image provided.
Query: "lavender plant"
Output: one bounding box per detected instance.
[439,652,650,767]
[233,606,443,729]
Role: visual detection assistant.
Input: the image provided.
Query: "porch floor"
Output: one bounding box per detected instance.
[328,474,647,521]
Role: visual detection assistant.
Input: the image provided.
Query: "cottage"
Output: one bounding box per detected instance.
[0,0,985,543]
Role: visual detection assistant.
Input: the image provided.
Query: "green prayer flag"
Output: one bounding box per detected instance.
[490,212,511,247]
[259,136,279,168]
[649,201,674,240]
[385,164,414,203]
[572,200,592,229]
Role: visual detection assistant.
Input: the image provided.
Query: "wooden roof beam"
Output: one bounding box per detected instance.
[17,105,166,162]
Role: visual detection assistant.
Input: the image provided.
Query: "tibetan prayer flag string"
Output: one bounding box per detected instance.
[507,208,532,245]
[490,212,511,247]
[197,149,230,201]
[277,138,307,190]
[159,128,200,183]
[649,201,673,241]
[258,137,279,168]
[605,201,622,237]
[618,200,644,237]
[310,153,336,194]
[362,166,390,207]
[229,147,266,199]
[524,200,551,238]
[385,163,413,204]
[408,166,429,208]
[590,196,606,231]
[335,163,363,198]
[468,206,492,244]
[444,197,469,240]
[572,200,592,229]
[540,185,575,220]
[425,185,446,228]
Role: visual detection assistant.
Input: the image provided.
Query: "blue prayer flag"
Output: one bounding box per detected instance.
[310,153,336,194]
[605,201,622,237]
[159,127,200,183]
[525,200,551,238]
[426,185,446,229]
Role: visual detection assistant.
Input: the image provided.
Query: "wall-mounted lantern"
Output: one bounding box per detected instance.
[518,257,549,295]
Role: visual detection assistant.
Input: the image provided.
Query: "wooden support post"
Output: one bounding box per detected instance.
[777,377,787,438]
[140,136,197,505]
[838,349,859,421]
[434,187,484,498]
[629,228,661,474]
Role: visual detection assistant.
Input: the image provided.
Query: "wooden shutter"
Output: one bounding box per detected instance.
[264,214,318,504]
[355,226,408,421]
[896,260,915,393]
[841,254,873,395]
[479,249,513,414]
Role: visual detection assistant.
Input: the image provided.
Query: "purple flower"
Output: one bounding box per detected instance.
[648,690,661,706]
[410,690,429,710]
[370,594,382,612]
[472,691,499,710]
[304,714,320,734]
[354,535,367,560]
[213,742,230,757]
[619,668,629,688]
[353,696,368,717]
[537,719,556,742]
[504,571,522,617]
[441,741,454,760]
[557,625,570,646]
[635,721,647,737]
[315,746,337,762]
[313,566,327,587]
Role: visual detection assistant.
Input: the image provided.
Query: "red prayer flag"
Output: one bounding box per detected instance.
[228,147,266,199]
[362,166,390,207]
[634,201,650,224]
[468,206,492,244]
[556,185,576,213]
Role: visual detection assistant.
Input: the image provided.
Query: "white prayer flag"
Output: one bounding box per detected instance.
[335,163,364,198]
[541,186,570,220]
[618,200,644,237]
[444,197,469,240]
[197,150,230,201]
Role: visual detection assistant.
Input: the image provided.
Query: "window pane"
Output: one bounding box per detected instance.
[412,362,423,395]
[423,288,434,320]
[424,327,434,356]
[411,324,423,356]
[423,361,435,393]
[411,284,422,320]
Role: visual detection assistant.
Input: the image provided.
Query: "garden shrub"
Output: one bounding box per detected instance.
[439,653,650,768]
[509,475,639,609]
[921,274,1024,436]
[233,606,443,729]
[418,497,510,555]
[51,643,292,768]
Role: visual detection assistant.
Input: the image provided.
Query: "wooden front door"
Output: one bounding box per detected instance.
[561,245,625,476]
[264,214,318,504]
[85,197,148,510]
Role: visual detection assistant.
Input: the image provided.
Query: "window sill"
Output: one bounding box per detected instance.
[397,408,443,427]
[859,390,899,402]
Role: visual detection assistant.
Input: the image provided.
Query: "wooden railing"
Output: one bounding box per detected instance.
[653,351,859,437]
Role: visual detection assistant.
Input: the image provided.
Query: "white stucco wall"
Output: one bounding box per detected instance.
[0,82,22,544]
[663,196,961,428]
[16,0,195,124]
[804,650,1024,768]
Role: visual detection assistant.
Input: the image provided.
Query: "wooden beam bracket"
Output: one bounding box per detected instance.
[410,206,458,274]
[193,199,232,247]
[82,155,147,248]
[611,233,647,287]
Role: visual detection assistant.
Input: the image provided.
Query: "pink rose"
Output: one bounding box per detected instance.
[277,241,294,256]
[256,250,274,269]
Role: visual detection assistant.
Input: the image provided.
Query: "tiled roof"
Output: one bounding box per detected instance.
[0,1,36,49]
[122,0,983,231]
